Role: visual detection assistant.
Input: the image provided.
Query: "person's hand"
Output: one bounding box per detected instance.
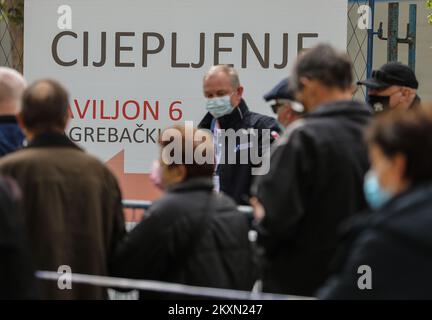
[250,196,266,221]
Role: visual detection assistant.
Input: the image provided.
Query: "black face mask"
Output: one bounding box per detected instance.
[367,95,391,113]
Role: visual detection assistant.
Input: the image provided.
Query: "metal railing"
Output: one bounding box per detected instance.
[122,199,254,230]
[36,271,315,300]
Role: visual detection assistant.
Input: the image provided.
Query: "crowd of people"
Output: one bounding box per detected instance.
[1,43,432,300]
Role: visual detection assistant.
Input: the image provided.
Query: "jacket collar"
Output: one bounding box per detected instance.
[199,99,249,130]
[363,183,432,229]
[0,115,19,125]
[166,177,214,193]
[379,183,432,215]
[307,100,372,118]
[27,132,82,150]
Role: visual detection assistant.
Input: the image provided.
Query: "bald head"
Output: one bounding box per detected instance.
[0,67,27,115]
[20,79,69,133]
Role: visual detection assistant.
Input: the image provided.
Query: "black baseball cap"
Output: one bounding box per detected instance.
[357,62,419,90]
[263,77,296,101]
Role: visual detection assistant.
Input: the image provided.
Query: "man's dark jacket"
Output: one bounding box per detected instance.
[318,183,432,299]
[0,177,38,299]
[254,100,372,296]
[110,178,256,298]
[0,116,24,157]
[199,99,280,205]
[0,133,126,299]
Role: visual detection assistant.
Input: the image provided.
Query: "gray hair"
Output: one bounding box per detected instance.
[204,65,240,89]
[291,44,353,91]
[0,67,27,110]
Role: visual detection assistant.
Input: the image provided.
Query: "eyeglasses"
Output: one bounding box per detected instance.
[271,99,295,114]
[271,102,287,114]
[270,99,305,114]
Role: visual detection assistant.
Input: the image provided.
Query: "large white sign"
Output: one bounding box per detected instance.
[24,0,347,200]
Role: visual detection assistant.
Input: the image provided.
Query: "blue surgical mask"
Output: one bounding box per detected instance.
[205,95,234,118]
[363,170,393,210]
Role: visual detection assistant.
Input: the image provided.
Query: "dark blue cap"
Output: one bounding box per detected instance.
[263,77,296,102]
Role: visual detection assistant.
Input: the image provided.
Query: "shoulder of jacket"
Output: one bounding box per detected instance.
[0,148,33,168]
[246,112,278,129]
[211,192,238,211]
[148,193,191,218]
[273,119,309,148]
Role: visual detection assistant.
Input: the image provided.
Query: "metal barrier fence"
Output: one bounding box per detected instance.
[122,200,152,230]
[122,200,253,214]
[36,271,315,300]
[122,200,254,230]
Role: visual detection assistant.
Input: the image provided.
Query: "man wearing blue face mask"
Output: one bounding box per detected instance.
[198,65,280,205]
[319,107,432,299]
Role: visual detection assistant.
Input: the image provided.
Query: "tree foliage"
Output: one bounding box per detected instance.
[0,0,24,25]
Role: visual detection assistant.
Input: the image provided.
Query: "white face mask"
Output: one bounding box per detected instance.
[205,95,234,118]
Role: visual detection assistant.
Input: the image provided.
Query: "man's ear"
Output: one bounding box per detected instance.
[172,164,187,183]
[236,85,244,98]
[401,87,416,100]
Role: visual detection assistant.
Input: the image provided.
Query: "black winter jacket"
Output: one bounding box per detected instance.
[254,100,372,296]
[318,183,432,299]
[110,178,256,298]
